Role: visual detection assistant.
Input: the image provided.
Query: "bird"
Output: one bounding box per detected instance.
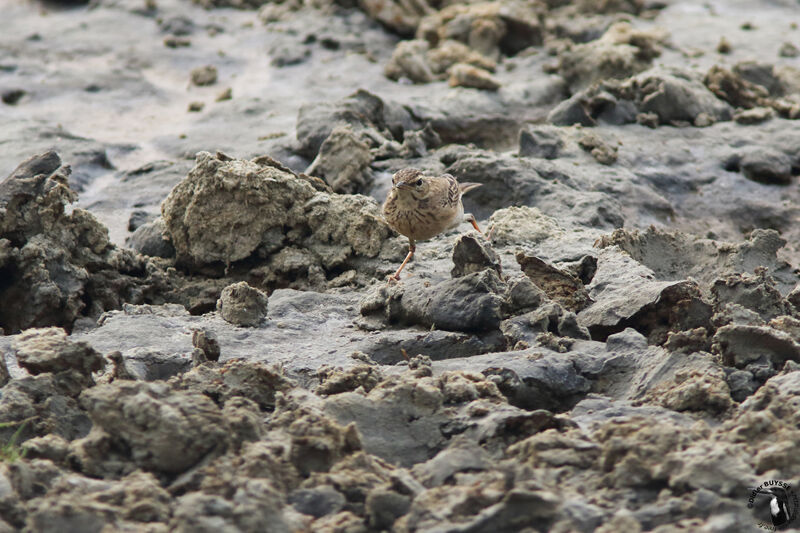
[382,168,483,280]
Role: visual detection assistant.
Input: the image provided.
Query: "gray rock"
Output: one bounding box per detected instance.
[360,269,507,332]
[125,217,175,258]
[630,67,733,125]
[306,124,373,194]
[450,233,501,278]
[73,381,231,475]
[296,89,412,158]
[217,282,269,327]
[0,151,161,333]
[161,151,392,278]
[725,369,759,402]
[713,324,800,370]
[288,485,345,518]
[410,442,491,487]
[519,125,564,159]
[578,248,712,343]
[190,65,217,87]
[126,210,154,232]
[739,147,793,185]
[365,488,411,530]
[12,327,105,377]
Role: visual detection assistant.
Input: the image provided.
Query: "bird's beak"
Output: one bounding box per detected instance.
[393,182,410,190]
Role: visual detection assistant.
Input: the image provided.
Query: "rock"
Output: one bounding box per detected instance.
[426,40,497,76]
[713,324,800,370]
[296,89,412,159]
[12,327,105,377]
[289,485,346,518]
[360,269,507,332]
[578,248,712,343]
[704,65,769,109]
[358,0,428,35]
[190,65,218,86]
[21,438,68,472]
[170,482,289,533]
[161,151,392,279]
[518,126,564,159]
[365,488,411,529]
[578,131,618,165]
[595,227,798,295]
[447,63,501,91]
[306,125,374,194]
[0,350,9,387]
[269,42,311,67]
[559,22,664,93]
[171,359,292,411]
[733,106,774,125]
[217,281,269,327]
[417,1,544,56]
[711,272,791,321]
[450,233,501,278]
[191,328,220,362]
[125,217,175,258]
[0,151,162,333]
[779,41,799,57]
[516,252,592,313]
[384,39,435,83]
[73,381,232,476]
[628,67,733,125]
[737,147,793,185]
[317,365,383,395]
[126,210,153,232]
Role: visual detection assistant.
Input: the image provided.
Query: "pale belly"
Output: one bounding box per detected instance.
[384,201,463,242]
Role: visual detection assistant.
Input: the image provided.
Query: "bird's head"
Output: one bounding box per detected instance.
[392,168,431,199]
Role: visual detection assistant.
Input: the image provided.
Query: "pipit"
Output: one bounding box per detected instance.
[382,168,483,280]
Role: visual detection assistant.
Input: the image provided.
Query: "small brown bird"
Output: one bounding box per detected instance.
[382,168,482,280]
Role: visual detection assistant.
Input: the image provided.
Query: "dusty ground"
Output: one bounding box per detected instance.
[1,0,800,531]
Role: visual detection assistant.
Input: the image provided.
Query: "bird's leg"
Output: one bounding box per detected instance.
[389,241,415,281]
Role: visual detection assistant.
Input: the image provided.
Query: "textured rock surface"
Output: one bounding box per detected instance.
[2,0,800,531]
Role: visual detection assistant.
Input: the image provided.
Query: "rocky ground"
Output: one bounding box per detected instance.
[2,0,800,531]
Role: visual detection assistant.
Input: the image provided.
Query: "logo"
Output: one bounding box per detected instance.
[748,480,799,531]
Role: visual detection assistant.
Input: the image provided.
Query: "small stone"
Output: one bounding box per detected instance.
[519,126,564,159]
[716,37,732,54]
[693,112,714,127]
[578,132,618,165]
[289,486,345,518]
[217,281,269,327]
[448,63,501,91]
[192,329,221,361]
[188,101,205,112]
[366,489,411,530]
[779,41,799,57]
[215,87,232,101]
[190,65,217,86]
[733,106,774,125]
[1,89,25,105]
[451,233,501,278]
[164,36,191,48]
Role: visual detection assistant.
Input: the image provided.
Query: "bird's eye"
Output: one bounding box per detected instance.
[416,179,423,186]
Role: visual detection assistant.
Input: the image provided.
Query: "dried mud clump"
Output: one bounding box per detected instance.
[161,151,395,286]
[0,151,165,334]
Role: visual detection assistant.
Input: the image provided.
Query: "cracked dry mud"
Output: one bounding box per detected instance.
[1,0,800,532]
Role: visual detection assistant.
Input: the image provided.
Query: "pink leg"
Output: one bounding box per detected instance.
[388,243,415,281]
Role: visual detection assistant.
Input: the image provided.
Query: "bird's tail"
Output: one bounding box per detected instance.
[459,182,482,194]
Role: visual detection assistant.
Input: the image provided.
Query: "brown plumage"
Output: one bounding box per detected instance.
[382,168,482,280]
